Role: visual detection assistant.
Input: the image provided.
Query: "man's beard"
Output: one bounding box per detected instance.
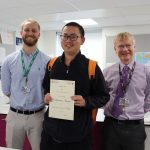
[22,36,38,47]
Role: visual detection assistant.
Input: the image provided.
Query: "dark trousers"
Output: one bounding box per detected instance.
[103,117,146,150]
[40,130,92,150]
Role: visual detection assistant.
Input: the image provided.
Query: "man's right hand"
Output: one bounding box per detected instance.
[44,93,52,104]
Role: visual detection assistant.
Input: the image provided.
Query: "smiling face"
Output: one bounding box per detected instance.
[60,25,85,56]
[114,32,136,65]
[20,20,40,47]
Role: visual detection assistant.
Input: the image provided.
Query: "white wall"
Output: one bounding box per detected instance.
[81,29,103,69]
[38,30,56,57]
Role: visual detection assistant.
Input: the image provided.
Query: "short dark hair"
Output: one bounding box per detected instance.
[62,22,85,37]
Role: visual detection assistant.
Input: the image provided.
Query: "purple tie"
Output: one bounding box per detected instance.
[112,65,130,117]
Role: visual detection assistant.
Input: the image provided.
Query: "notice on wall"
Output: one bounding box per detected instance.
[1,31,14,45]
[135,52,150,66]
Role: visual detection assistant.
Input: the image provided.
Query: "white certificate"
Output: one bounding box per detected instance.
[49,79,75,120]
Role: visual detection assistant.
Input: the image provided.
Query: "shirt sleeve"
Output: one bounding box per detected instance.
[1,58,11,96]
[144,66,150,112]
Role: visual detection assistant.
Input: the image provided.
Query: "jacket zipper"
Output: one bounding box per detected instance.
[66,66,69,74]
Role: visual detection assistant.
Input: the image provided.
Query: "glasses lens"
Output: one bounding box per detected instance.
[70,35,78,41]
[60,35,67,41]
[118,44,132,49]
[60,35,79,41]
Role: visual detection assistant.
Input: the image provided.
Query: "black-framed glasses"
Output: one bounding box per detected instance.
[60,34,80,41]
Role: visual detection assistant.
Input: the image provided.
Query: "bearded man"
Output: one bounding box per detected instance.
[1,18,49,150]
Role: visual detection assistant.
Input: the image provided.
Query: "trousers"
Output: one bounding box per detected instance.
[6,109,45,150]
[103,117,146,150]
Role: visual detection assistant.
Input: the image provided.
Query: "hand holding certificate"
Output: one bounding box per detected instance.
[49,79,75,120]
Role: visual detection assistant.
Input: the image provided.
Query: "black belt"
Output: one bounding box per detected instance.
[10,107,44,115]
[105,117,144,125]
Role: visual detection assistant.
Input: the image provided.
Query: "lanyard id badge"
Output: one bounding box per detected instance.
[22,77,31,94]
[21,49,39,94]
[119,96,129,111]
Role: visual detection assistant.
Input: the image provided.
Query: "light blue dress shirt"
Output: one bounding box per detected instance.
[1,50,49,110]
[103,61,150,120]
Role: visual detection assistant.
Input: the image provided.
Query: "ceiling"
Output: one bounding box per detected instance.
[1,0,150,31]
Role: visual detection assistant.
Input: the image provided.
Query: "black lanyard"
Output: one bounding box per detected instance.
[119,62,136,95]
